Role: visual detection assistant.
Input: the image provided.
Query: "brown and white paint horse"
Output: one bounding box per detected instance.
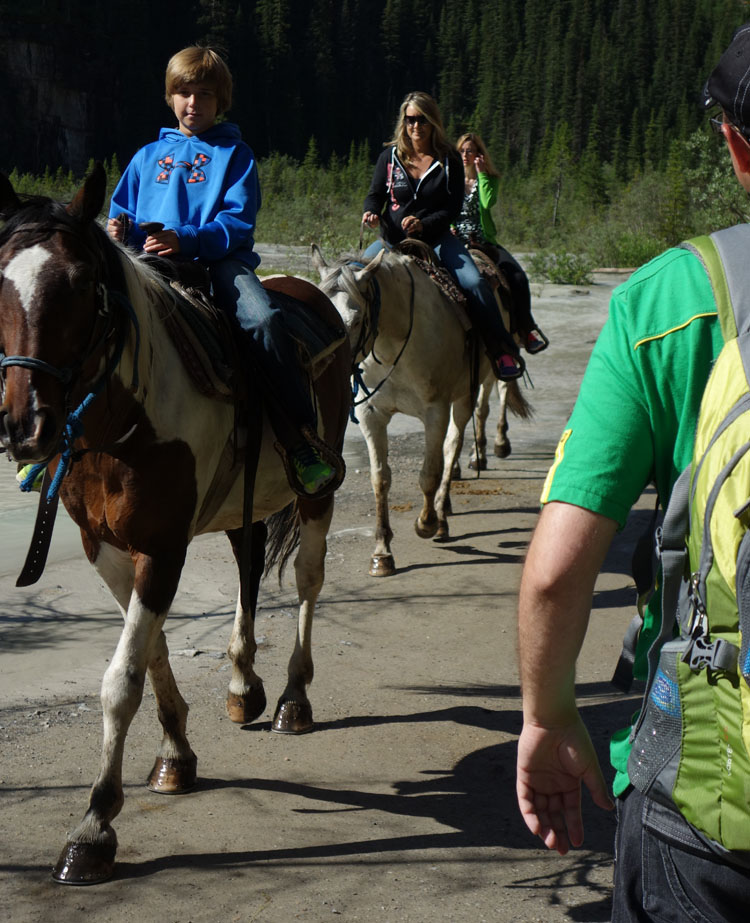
[313,245,530,576]
[0,166,350,883]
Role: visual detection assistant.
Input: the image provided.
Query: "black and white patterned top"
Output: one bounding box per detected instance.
[455,181,484,244]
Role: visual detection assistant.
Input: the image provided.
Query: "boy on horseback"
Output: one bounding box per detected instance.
[105,46,339,498]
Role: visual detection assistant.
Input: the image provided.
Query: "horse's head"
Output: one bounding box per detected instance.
[312,244,385,358]
[0,164,117,463]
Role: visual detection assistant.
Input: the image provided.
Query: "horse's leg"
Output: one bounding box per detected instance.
[359,404,396,577]
[495,380,512,458]
[436,395,473,540]
[272,496,333,734]
[414,403,450,540]
[145,630,198,794]
[469,378,492,471]
[93,544,197,795]
[224,523,268,724]
[53,549,185,885]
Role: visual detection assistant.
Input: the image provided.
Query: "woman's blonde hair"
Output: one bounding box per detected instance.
[388,91,454,164]
[456,132,499,177]
[165,46,233,115]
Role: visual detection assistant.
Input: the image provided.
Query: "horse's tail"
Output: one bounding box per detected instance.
[506,379,533,420]
[264,501,300,582]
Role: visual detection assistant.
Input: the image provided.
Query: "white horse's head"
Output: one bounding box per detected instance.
[312,244,385,358]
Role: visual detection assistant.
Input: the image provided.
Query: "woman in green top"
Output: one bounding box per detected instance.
[455,132,548,354]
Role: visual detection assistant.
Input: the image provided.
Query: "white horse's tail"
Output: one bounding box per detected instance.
[505,379,533,420]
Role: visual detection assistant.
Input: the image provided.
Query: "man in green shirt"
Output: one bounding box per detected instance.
[516,24,750,921]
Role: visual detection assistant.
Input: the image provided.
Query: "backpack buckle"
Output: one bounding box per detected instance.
[683,629,739,672]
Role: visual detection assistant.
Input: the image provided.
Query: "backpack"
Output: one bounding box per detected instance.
[627,224,750,853]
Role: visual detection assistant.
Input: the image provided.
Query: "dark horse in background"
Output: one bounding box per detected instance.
[0,165,351,883]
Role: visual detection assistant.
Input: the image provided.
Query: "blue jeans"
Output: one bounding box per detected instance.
[363,235,517,356]
[209,259,313,431]
[613,788,750,922]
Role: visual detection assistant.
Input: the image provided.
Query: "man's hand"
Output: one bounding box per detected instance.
[516,717,614,855]
[516,502,619,854]
[143,229,181,257]
[362,211,380,229]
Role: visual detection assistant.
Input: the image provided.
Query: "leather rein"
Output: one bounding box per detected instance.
[349,260,415,420]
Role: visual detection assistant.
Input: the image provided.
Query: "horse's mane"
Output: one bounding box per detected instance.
[318,249,410,305]
[0,196,86,249]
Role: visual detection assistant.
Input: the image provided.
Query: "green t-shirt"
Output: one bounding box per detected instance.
[541,245,725,795]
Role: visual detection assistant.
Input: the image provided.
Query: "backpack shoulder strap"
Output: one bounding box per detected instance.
[681,225,750,342]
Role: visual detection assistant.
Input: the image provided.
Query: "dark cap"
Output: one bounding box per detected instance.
[704,23,750,137]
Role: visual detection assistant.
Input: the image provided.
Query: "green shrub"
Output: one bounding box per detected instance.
[528,250,594,285]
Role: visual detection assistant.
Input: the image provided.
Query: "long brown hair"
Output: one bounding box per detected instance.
[456,132,500,177]
[387,91,454,164]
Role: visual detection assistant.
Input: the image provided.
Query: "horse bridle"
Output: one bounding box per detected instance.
[0,282,121,389]
[0,226,141,497]
[348,260,415,416]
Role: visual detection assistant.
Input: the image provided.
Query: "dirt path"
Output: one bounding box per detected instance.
[0,270,641,923]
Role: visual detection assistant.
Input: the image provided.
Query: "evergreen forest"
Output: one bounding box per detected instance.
[3,0,750,271]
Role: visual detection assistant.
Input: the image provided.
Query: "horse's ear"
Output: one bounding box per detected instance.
[310,243,328,273]
[67,162,107,225]
[353,246,385,287]
[0,173,21,212]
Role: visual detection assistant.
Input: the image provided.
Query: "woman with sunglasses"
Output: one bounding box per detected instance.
[362,91,524,380]
[455,132,548,355]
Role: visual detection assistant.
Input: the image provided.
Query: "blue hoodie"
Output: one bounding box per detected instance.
[108,122,261,269]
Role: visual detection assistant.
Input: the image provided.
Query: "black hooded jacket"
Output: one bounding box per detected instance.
[363,145,464,247]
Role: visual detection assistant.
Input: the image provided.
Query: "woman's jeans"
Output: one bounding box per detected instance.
[209,258,314,436]
[362,234,518,356]
[613,788,750,922]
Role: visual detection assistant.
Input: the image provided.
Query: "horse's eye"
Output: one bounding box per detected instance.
[68,268,94,292]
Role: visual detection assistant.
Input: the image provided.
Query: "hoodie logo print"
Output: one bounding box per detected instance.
[156,153,211,184]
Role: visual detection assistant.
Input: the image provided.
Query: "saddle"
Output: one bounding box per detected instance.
[145,263,347,527]
[395,239,471,331]
[395,238,518,345]
[147,261,347,403]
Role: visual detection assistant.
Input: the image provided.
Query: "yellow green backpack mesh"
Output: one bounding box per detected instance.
[628,225,750,854]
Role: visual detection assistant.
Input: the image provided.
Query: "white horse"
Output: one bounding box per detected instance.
[454,377,517,477]
[313,244,530,577]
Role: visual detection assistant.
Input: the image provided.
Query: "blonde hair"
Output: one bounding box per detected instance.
[388,91,454,164]
[165,46,233,114]
[456,132,499,177]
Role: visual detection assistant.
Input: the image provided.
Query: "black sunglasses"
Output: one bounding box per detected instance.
[405,114,428,127]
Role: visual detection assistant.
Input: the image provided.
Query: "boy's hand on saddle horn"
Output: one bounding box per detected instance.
[142,227,181,257]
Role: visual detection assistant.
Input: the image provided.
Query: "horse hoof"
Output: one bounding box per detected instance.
[146,753,197,794]
[369,554,395,577]
[468,456,487,470]
[434,523,450,542]
[226,687,267,724]
[415,516,438,539]
[272,699,314,734]
[52,841,116,885]
[494,442,511,459]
